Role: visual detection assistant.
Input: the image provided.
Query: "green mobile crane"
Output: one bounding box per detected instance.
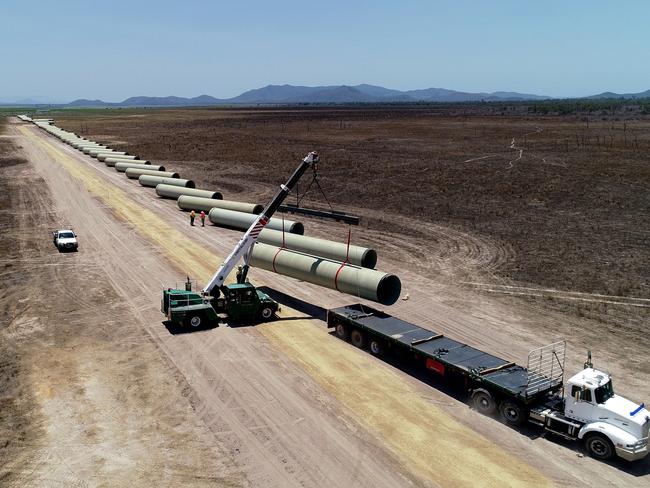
[161,151,320,327]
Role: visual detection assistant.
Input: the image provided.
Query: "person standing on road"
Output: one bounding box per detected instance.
[190,210,195,226]
[200,210,206,227]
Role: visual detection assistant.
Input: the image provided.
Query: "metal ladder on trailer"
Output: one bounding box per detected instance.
[525,340,566,396]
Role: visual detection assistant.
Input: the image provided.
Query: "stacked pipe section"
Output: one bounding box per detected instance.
[208,208,304,234]
[28,120,402,305]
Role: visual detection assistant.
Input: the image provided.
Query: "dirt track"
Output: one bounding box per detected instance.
[2,118,649,486]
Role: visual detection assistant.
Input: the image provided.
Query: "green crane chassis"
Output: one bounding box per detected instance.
[162,283,278,327]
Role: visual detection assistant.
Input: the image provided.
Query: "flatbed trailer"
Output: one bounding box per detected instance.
[327,304,650,462]
[327,303,562,410]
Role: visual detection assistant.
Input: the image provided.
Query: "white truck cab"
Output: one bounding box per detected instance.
[564,368,649,461]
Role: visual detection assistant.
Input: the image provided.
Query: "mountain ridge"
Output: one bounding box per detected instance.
[4,85,650,107]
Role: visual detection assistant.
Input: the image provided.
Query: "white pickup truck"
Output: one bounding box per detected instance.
[52,229,79,252]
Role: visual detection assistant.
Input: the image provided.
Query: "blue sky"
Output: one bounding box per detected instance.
[2,0,648,102]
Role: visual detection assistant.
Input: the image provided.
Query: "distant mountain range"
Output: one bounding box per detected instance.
[584,89,650,100]
[65,85,552,107]
[3,85,650,107]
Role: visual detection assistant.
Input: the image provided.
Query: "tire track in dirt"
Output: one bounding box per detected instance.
[16,124,556,487]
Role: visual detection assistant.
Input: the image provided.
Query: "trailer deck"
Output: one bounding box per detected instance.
[328,304,563,402]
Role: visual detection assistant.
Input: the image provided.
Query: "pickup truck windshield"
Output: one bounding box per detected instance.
[595,380,614,404]
[59,232,74,239]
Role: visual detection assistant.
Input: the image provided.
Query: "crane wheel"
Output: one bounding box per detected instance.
[584,433,614,460]
[350,329,365,349]
[471,389,497,415]
[259,306,274,321]
[499,400,528,426]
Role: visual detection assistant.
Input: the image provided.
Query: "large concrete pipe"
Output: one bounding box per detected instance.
[138,175,195,188]
[156,184,222,199]
[98,153,138,162]
[83,145,108,154]
[90,148,126,157]
[257,228,377,268]
[208,208,303,234]
[102,155,139,162]
[249,243,400,305]
[74,142,102,149]
[125,168,180,179]
[115,162,161,172]
[105,157,149,167]
[178,195,261,214]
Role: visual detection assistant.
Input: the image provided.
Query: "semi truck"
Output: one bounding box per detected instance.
[328,303,649,462]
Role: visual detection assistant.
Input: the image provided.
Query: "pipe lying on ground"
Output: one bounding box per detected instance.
[90,148,125,157]
[93,150,127,157]
[178,196,261,214]
[139,175,195,188]
[155,184,221,200]
[256,228,377,268]
[105,157,149,167]
[125,168,179,179]
[83,145,108,154]
[249,243,400,305]
[74,142,102,149]
[115,162,161,172]
[98,153,138,162]
[208,208,303,234]
[102,155,139,162]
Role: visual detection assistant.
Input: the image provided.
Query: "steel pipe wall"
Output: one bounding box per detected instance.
[257,228,377,268]
[178,196,262,214]
[249,243,400,305]
[115,162,161,172]
[155,185,222,200]
[125,168,180,179]
[138,175,195,188]
[208,208,303,234]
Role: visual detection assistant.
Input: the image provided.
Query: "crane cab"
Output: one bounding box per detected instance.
[214,283,278,322]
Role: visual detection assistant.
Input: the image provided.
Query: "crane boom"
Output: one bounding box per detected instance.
[203,151,319,294]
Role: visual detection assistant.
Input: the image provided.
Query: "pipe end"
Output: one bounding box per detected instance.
[377,274,402,306]
[361,249,378,269]
[290,222,305,235]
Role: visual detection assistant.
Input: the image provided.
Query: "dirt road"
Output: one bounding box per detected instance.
[3,118,648,486]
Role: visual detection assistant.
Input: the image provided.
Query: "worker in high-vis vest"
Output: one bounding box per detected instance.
[189,210,195,226]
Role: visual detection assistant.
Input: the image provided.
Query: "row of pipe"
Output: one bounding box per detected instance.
[27,117,400,305]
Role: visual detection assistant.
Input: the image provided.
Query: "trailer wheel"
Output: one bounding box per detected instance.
[369,338,384,356]
[499,400,528,426]
[350,329,365,349]
[471,389,496,415]
[334,322,349,340]
[584,433,614,460]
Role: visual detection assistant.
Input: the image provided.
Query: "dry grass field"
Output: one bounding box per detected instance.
[53,107,650,305]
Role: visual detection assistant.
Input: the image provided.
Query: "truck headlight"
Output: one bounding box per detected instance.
[626,439,648,449]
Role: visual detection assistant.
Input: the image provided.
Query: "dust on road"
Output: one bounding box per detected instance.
[0,129,242,487]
